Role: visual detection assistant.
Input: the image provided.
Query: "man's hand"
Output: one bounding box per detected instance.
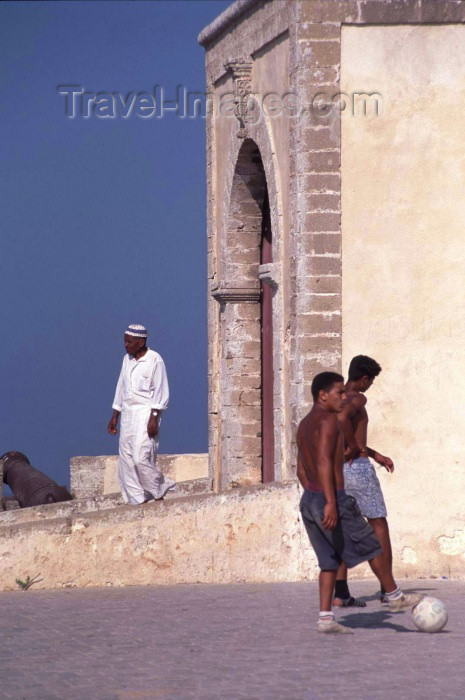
[322,501,338,530]
[108,416,119,435]
[344,444,360,463]
[147,414,159,438]
[374,452,394,472]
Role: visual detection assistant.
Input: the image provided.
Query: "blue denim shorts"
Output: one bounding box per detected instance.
[300,489,382,570]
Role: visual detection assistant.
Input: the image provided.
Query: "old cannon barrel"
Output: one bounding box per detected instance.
[1,451,72,508]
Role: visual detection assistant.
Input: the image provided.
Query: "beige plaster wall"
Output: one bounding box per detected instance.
[341,25,465,575]
[0,483,319,591]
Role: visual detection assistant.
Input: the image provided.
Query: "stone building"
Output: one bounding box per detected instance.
[199,0,465,567]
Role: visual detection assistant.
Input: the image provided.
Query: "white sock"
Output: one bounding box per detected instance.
[319,611,335,620]
[385,587,402,601]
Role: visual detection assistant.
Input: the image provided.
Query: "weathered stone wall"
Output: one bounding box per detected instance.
[3,479,465,591]
[0,483,312,590]
[198,0,465,579]
[2,481,463,592]
[201,0,293,491]
[70,454,208,499]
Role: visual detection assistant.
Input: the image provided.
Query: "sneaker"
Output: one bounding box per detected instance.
[317,619,354,634]
[388,593,424,612]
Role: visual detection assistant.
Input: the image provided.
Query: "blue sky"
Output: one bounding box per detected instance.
[0,0,231,488]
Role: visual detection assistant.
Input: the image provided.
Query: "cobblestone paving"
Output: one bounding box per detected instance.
[0,579,463,699]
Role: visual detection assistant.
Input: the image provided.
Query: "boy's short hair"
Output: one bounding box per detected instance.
[348,355,382,381]
[311,371,344,401]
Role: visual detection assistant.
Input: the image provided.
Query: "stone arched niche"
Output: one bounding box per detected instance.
[213,138,274,489]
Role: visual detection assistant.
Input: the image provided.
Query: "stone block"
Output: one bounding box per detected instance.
[227,246,262,264]
[298,173,341,194]
[222,312,259,330]
[301,127,341,151]
[300,354,341,379]
[420,0,465,22]
[231,304,262,321]
[360,0,420,24]
[70,456,107,499]
[306,192,340,212]
[293,333,342,357]
[240,340,262,358]
[290,290,338,313]
[300,40,340,68]
[223,413,261,438]
[299,0,358,23]
[309,275,342,294]
[225,436,262,457]
[71,454,209,498]
[224,263,260,284]
[223,387,261,407]
[307,65,339,85]
[308,233,341,256]
[292,334,341,357]
[298,312,342,336]
[299,255,342,276]
[298,22,341,41]
[224,321,260,343]
[223,357,261,376]
[303,290,342,312]
[307,150,341,173]
[298,233,326,258]
[303,212,341,232]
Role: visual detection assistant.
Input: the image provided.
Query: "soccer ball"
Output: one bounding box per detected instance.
[412,596,448,633]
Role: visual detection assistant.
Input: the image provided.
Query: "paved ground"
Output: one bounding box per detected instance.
[0,579,463,700]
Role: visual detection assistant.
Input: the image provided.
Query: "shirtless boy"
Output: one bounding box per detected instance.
[297,371,421,634]
[335,355,394,605]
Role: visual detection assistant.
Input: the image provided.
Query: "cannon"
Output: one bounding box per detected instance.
[1,451,72,508]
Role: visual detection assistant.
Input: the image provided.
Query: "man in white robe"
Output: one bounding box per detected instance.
[108,324,175,504]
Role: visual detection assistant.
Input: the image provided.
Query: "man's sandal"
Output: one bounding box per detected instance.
[333,596,367,608]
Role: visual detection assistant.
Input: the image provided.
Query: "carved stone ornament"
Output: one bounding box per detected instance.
[224,59,253,138]
[211,283,260,304]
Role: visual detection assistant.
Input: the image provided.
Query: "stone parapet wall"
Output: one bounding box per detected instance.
[70,453,208,499]
[0,477,211,527]
[1,481,463,592]
[0,483,310,591]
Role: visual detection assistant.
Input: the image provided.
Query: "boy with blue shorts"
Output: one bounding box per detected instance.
[297,372,422,633]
